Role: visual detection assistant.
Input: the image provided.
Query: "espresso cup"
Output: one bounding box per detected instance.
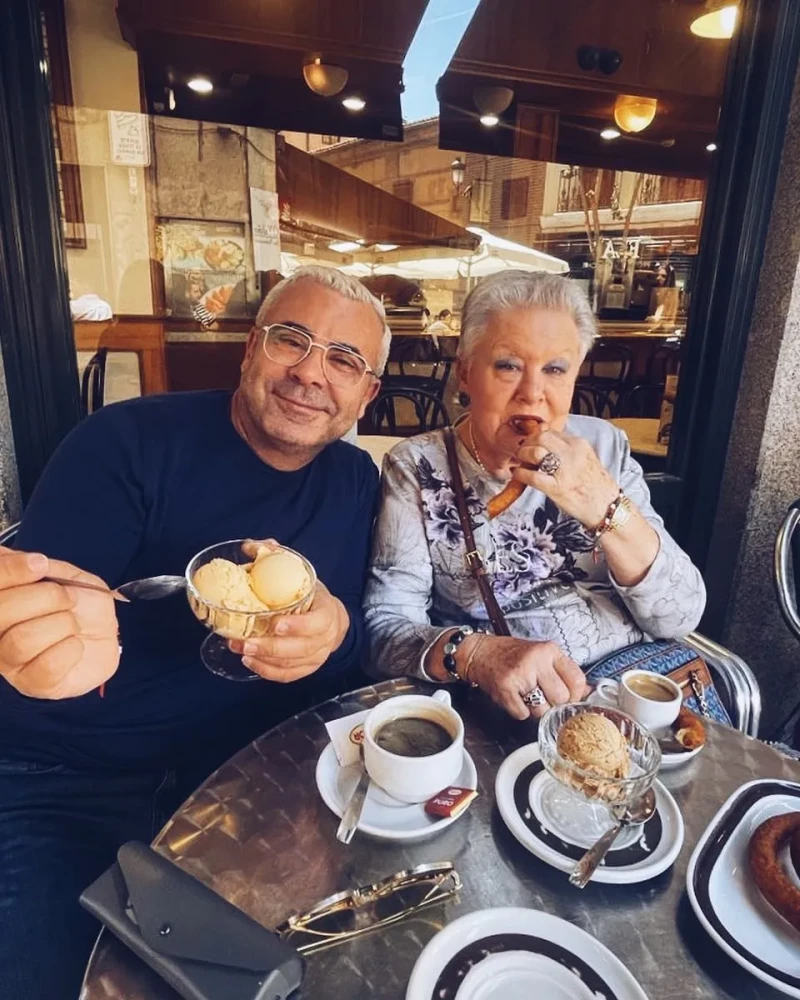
[362,690,464,803]
[595,669,682,732]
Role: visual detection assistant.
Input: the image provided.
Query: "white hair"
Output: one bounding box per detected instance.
[458,270,597,362]
[256,265,392,375]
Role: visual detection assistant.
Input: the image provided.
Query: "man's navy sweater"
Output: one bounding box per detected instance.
[1,390,378,771]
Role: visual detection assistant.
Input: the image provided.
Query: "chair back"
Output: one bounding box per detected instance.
[683,631,762,737]
[0,521,19,547]
[385,339,452,395]
[774,500,800,642]
[80,348,108,417]
[362,386,450,436]
[571,386,613,420]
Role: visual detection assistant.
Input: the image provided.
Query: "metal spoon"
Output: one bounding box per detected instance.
[45,574,186,602]
[568,788,657,889]
[336,748,371,845]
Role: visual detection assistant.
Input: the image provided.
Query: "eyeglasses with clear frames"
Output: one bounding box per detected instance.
[261,323,376,389]
[276,862,462,954]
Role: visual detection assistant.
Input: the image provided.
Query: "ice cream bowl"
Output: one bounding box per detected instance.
[537,703,661,846]
[185,539,317,681]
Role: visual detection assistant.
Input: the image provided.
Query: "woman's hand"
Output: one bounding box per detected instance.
[514,428,618,530]
[465,636,588,720]
[229,581,349,683]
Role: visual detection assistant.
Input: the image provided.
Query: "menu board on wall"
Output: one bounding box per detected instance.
[156,219,249,320]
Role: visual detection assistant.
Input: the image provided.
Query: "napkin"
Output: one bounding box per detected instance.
[325,710,369,767]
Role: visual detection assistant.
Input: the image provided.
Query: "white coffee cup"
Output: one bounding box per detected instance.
[595,669,682,732]
[362,690,464,803]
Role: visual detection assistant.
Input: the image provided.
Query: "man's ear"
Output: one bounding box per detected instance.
[241,325,260,370]
[357,376,381,419]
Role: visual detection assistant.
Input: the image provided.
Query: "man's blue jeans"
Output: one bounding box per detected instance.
[0,758,199,1000]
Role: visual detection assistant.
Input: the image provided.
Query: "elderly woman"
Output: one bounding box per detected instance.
[364,270,705,720]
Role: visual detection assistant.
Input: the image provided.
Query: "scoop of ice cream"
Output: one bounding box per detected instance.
[193,558,268,613]
[557,712,630,780]
[248,549,312,609]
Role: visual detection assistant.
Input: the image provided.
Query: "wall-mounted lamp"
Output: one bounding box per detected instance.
[451,157,466,192]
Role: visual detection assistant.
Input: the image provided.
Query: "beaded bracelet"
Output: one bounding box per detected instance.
[590,490,633,543]
[442,625,474,681]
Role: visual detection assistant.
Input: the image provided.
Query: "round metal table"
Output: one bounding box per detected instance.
[82,679,800,999]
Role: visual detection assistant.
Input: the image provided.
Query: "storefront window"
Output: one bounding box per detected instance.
[49,0,728,475]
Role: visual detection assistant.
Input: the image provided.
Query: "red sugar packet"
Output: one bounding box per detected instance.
[424,786,478,819]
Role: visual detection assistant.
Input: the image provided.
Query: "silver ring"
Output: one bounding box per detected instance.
[522,687,547,708]
[537,452,560,477]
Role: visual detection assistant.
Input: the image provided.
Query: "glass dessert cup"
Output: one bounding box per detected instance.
[186,540,317,682]
[538,703,661,848]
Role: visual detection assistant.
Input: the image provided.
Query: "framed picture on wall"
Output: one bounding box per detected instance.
[155,218,249,320]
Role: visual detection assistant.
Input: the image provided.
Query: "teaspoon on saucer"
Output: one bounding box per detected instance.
[568,788,657,889]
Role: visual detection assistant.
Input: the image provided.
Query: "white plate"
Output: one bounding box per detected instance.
[315,742,478,842]
[406,908,649,1000]
[495,742,684,884]
[687,778,800,998]
[587,688,704,770]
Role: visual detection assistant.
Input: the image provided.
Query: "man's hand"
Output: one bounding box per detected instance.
[0,547,120,699]
[229,581,349,683]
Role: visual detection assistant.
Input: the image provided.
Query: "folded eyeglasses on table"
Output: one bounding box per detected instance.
[277,861,463,954]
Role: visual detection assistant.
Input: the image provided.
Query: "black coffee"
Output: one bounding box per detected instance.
[374,716,453,757]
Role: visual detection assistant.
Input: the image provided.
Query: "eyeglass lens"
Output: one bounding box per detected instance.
[264,325,368,387]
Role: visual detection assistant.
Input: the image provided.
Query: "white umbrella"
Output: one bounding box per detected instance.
[337,227,568,280]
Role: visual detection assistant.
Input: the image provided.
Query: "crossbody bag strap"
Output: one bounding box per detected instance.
[442,426,511,637]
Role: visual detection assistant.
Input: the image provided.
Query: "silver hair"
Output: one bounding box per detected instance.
[255,265,392,375]
[458,270,597,362]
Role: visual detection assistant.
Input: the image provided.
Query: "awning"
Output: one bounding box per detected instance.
[276,138,480,251]
[336,225,569,279]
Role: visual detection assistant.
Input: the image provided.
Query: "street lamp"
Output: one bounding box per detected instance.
[451,157,466,193]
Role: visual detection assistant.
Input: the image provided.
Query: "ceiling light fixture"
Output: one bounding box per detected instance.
[303,55,348,97]
[187,77,213,94]
[691,2,738,39]
[600,127,621,141]
[706,142,718,151]
[472,85,514,128]
[613,94,658,133]
[342,94,366,112]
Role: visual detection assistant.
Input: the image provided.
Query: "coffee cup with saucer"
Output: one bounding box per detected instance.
[590,671,704,770]
[315,691,478,842]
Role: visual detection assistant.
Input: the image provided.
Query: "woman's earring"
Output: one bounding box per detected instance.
[457,391,471,408]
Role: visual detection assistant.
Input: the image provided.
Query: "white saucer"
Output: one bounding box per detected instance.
[687,779,800,998]
[406,908,649,1000]
[587,688,704,770]
[495,742,684,884]
[315,742,478,842]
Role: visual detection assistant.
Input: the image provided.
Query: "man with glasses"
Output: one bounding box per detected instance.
[0,266,389,1000]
